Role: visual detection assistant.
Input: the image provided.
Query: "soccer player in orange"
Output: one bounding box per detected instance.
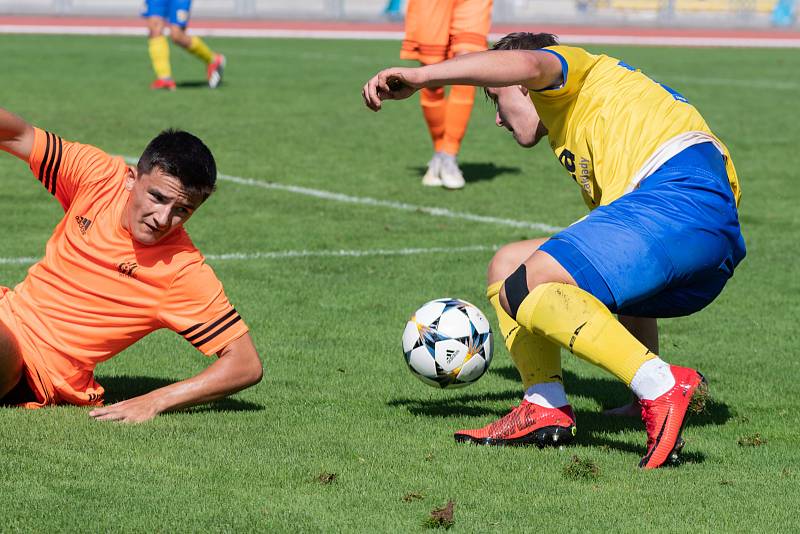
[400,0,493,189]
[144,0,226,90]
[363,32,746,468]
[0,107,262,421]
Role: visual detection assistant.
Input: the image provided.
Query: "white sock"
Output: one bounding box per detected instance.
[523,382,569,408]
[437,151,457,163]
[630,358,675,400]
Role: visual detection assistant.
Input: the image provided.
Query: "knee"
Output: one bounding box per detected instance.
[147,17,164,38]
[498,251,577,319]
[0,336,24,399]
[487,238,548,286]
[169,27,188,46]
[487,248,516,286]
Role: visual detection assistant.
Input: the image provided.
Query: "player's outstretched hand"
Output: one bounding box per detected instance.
[89,395,161,423]
[362,67,423,111]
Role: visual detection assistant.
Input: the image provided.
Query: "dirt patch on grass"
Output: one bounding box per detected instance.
[737,433,767,447]
[422,500,455,529]
[316,472,337,485]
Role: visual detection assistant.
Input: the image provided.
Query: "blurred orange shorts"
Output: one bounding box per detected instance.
[401,0,493,64]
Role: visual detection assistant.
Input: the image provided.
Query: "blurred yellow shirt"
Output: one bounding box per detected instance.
[530,45,741,209]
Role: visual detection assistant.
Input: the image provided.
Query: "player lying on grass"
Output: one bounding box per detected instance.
[0,107,262,422]
[362,32,746,468]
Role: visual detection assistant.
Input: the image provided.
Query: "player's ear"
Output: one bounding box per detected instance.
[125,167,138,191]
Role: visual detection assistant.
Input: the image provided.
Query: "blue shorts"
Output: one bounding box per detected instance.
[142,0,193,27]
[539,142,746,318]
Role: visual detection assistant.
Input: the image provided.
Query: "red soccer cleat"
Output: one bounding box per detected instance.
[207,54,226,89]
[454,401,577,447]
[150,78,176,91]
[639,365,708,469]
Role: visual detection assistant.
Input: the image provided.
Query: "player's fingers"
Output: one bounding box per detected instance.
[375,72,392,95]
[362,82,379,111]
[365,78,382,111]
[91,411,123,421]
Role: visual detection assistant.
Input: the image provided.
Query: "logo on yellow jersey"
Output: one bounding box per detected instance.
[558,149,597,206]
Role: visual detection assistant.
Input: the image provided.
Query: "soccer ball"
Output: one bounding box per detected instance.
[401,298,493,389]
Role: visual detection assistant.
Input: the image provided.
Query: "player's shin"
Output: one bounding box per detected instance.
[441,85,475,155]
[420,87,446,148]
[513,282,655,387]
[487,280,562,390]
[187,36,214,64]
[148,36,172,79]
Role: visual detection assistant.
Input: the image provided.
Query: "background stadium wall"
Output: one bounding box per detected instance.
[0,0,792,28]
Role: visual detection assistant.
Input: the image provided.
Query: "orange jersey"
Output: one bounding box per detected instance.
[0,128,249,408]
[401,0,492,64]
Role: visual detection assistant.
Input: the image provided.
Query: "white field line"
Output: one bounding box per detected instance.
[0,244,499,267]
[121,157,563,234]
[0,256,41,265]
[1,24,800,48]
[206,244,499,261]
[217,174,563,232]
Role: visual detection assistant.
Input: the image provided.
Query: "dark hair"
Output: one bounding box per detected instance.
[137,129,217,200]
[483,32,560,101]
[491,32,559,51]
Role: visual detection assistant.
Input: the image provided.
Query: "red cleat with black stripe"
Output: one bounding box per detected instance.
[207,54,226,89]
[639,365,708,469]
[454,401,577,447]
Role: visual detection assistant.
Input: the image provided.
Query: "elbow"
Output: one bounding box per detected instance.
[246,355,264,387]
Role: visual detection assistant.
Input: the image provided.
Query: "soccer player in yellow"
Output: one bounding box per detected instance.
[143,0,226,90]
[362,32,746,468]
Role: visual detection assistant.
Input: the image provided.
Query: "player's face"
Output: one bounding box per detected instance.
[486,85,541,148]
[123,167,205,245]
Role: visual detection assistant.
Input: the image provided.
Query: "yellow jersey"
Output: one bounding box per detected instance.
[530,45,741,209]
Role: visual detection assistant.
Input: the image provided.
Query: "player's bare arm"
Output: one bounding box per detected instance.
[362,50,562,111]
[0,107,35,160]
[88,333,263,423]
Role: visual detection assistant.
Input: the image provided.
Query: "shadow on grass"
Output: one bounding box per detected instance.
[387,389,523,418]
[490,365,732,428]
[175,80,213,89]
[409,162,521,185]
[388,364,729,462]
[97,375,263,413]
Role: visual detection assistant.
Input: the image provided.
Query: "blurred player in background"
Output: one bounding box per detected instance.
[0,106,262,421]
[400,0,493,189]
[363,32,746,468]
[143,0,226,90]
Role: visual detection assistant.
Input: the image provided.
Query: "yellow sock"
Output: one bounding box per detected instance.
[487,281,562,389]
[515,282,655,385]
[187,36,214,64]
[148,36,172,79]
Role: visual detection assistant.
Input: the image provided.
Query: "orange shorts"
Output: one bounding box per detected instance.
[401,0,492,65]
[0,287,104,409]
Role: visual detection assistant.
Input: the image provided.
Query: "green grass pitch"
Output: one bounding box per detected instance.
[0,34,799,531]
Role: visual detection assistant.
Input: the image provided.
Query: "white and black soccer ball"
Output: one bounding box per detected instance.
[401,298,493,389]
